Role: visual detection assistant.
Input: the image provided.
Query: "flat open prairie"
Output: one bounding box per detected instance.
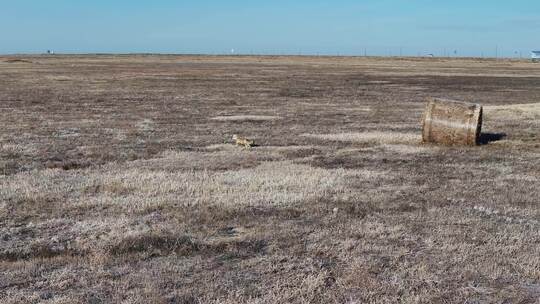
[1,55,539,303]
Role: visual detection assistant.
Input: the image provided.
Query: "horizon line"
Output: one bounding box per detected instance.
[0,52,536,60]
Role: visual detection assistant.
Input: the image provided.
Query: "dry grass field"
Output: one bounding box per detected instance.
[1,55,539,303]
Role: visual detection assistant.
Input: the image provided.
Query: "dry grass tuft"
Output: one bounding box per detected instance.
[485,102,540,120]
[46,75,73,82]
[1,158,384,216]
[381,143,436,154]
[211,115,281,122]
[136,119,156,133]
[106,232,199,256]
[301,131,421,145]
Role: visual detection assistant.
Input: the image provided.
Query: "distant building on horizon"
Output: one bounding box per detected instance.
[532,51,540,62]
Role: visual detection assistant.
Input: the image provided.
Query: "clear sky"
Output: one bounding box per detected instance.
[1,1,539,57]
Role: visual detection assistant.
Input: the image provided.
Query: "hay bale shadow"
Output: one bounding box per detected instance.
[478,132,506,145]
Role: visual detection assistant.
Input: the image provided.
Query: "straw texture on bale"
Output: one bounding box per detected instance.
[422,98,483,146]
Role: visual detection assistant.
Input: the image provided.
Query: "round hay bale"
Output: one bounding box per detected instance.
[422,98,483,146]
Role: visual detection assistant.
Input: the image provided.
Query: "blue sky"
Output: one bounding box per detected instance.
[1,1,539,57]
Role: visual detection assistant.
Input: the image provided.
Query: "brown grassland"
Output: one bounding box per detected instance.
[1,55,539,303]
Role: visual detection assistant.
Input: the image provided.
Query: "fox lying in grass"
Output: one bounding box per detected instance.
[232,135,254,148]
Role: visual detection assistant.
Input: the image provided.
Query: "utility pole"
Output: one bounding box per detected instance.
[495,45,498,59]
